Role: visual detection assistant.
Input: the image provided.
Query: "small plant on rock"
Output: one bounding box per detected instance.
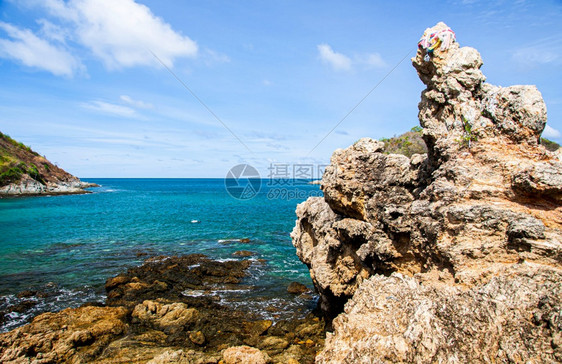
[459,116,477,149]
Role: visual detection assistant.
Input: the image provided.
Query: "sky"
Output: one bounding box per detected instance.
[0,0,561,178]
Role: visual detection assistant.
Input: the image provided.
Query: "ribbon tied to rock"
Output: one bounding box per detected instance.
[418,28,456,61]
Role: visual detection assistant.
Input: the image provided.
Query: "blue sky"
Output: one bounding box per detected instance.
[0,0,561,178]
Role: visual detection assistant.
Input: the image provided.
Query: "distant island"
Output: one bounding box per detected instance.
[0,132,97,196]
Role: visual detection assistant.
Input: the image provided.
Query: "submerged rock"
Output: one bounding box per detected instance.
[287,282,309,295]
[232,250,256,257]
[292,22,562,362]
[105,254,251,308]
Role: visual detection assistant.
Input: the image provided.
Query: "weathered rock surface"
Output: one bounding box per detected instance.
[0,178,97,195]
[222,345,271,364]
[292,22,562,361]
[0,254,326,363]
[0,305,128,363]
[318,264,562,363]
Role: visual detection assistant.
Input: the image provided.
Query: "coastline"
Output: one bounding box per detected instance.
[0,254,326,363]
[0,180,99,197]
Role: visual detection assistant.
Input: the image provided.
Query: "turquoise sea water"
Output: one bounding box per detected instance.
[0,178,322,332]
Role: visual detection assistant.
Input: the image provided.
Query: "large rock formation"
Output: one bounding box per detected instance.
[0,131,97,196]
[292,22,562,362]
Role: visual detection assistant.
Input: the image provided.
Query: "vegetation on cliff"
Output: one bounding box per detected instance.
[379,126,428,157]
[0,132,42,185]
[541,137,560,152]
[378,128,557,157]
[0,132,61,186]
[0,131,94,194]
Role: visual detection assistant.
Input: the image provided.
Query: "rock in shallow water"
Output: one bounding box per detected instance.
[105,254,252,308]
[287,282,309,295]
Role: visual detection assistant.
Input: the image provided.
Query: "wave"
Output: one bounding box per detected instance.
[0,286,103,333]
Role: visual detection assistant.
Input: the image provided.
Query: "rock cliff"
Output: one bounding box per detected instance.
[0,131,96,196]
[292,22,562,362]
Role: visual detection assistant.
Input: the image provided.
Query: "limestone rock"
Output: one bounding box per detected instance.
[317,265,562,363]
[147,349,220,364]
[147,350,191,364]
[132,300,199,334]
[258,336,289,355]
[190,331,206,346]
[243,319,272,337]
[291,22,562,361]
[222,345,270,364]
[0,306,128,363]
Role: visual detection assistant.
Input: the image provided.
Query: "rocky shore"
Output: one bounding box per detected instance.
[291,22,562,362]
[0,131,98,196]
[2,22,561,364]
[0,254,326,363]
[0,179,98,196]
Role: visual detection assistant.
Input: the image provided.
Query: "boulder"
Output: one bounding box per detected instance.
[287,282,309,294]
[222,345,270,364]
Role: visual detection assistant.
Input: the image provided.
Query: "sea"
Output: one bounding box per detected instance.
[0,178,323,332]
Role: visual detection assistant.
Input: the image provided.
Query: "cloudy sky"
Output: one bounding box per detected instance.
[1,0,561,178]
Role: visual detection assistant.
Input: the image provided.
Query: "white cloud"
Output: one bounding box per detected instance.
[120,95,153,109]
[37,19,68,44]
[317,44,386,71]
[0,21,82,76]
[81,100,136,117]
[363,53,386,68]
[543,124,561,139]
[203,49,230,65]
[512,36,562,67]
[513,49,559,66]
[42,0,198,69]
[317,44,352,71]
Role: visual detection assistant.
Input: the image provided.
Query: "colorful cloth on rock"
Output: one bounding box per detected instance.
[418,28,456,60]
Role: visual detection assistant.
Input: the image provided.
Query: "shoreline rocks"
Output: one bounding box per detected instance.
[0,254,326,363]
[292,22,562,362]
[0,179,99,196]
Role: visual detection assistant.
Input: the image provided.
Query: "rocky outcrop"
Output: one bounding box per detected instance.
[0,179,97,195]
[292,22,562,361]
[0,131,97,196]
[0,306,128,363]
[318,264,562,363]
[0,254,326,363]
